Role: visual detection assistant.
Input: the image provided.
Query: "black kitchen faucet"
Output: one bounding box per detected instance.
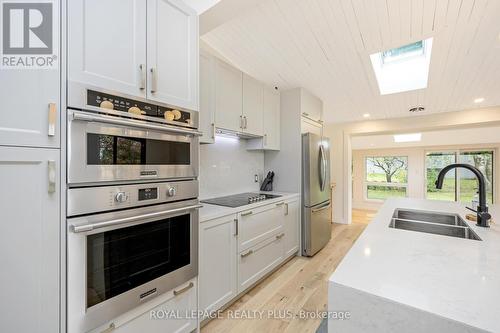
[435,164,491,228]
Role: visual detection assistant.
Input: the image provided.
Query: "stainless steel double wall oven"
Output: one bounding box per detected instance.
[67,90,201,332]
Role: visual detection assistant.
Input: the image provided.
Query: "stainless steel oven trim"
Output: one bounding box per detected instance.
[67,109,199,184]
[68,199,199,332]
[71,109,203,136]
[72,204,203,233]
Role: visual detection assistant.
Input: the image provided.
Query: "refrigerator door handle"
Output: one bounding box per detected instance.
[319,144,327,191]
[311,201,331,213]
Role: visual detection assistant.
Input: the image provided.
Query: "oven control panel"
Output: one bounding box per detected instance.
[86,90,194,127]
[138,188,158,201]
[67,180,198,217]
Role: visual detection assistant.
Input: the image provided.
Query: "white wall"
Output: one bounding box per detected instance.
[199,136,264,199]
[324,107,500,225]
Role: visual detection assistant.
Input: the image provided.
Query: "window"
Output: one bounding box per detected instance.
[426,150,494,204]
[365,156,408,201]
[369,38,432,95]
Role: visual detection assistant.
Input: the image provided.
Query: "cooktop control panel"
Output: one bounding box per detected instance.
[86,90,193,127]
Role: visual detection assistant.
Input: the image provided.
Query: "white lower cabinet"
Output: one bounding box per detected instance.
[91,279,197,333]
[199,215,238,312]
[238,201,285,252]
[199,197,300,316]
[283,199,300,257]
[0,147,60,333]
[238,233,285,292]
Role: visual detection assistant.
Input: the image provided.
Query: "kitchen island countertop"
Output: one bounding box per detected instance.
[329,198,500,333]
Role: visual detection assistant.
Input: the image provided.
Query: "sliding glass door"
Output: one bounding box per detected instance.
[426,150,494,204]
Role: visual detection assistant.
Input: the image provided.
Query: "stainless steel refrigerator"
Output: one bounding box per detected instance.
[302,133,332,256]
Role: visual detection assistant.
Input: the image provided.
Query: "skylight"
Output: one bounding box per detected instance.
[370,38,433,95]
[394,133,422,143]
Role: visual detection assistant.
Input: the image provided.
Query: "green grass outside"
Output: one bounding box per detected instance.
[366,173,493,204]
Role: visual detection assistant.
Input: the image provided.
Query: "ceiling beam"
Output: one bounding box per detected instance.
[200,0,268,35]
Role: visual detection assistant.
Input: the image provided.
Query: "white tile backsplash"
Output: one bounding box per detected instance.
[199,136,264,199]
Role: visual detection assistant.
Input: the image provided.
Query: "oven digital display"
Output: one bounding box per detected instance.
[138,188,158,201]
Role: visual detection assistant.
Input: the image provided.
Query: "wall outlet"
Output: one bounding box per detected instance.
[254,174,259,183]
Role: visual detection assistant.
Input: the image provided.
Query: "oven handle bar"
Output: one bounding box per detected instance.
[71,110,203,137]
[71,204,203,233]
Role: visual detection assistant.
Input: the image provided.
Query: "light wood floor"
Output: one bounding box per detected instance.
[201,209,377,333]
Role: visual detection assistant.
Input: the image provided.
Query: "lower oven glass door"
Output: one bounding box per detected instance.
[67,200,199,332]
[86,213,190,308]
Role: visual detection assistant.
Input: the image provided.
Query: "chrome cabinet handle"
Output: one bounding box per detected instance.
[241,250,254,258]
[285,203,289,216]
[173,282,194,296]
[244,116,248,129]
[139,64,146,90]
[150,67,157,93]
[241,211,253,217]
[71,110,203,136]
[211,123,215,139]
[276,233,285,240]
[100,323,115,333]
[48,160,56,194]
[234,218,239,236]
[72,204,203,233]
[276,202,284,207]
[48,103,57,136]
[240,115,244,129]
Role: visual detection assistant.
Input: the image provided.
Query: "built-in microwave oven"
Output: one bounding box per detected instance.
[67,90,201,185]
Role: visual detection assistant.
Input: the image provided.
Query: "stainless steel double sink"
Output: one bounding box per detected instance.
[389,209,482,241]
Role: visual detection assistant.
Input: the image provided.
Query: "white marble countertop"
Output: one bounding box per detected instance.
[330,198,500,332]
[199,191,300,222]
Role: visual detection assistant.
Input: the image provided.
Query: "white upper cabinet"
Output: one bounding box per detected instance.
[0,0,60,148]
[68,0,199,110]
[199,50,215,143]
[68,0,147,99]
[300,88,323,122]
[247,86,280,150]
[215,59,243,132]
[147,0,199,111]
[242,74,264,136]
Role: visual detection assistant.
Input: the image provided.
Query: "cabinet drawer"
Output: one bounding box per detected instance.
[238,234,285,293]
[238,202,285,252]
[90,279,197,333]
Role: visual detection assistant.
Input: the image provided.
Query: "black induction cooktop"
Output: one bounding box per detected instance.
[201,192,282,208]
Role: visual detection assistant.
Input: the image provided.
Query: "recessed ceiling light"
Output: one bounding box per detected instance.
[474,97,485,103]
[370,38,433,95]
[363,113,371,118]
[394,133,422,143]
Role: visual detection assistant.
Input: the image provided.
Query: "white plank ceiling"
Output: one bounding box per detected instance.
[201,0,500,123]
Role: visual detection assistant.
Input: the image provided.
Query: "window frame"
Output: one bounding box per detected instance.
[364,155,409,202]
[424,148,495,204]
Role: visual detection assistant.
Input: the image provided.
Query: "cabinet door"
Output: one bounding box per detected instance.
[215,59,243,132]
[284,199,300,257]
[68,0,147,99]
[0,2,60,148]
[263,87,280,150]
[238,202,284,252]
[242,74,264,136]
[147,0,198,111]
[199,51,215,144]
[239,234,284,293]
[0,147,60,333]
[199,215,238,312]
